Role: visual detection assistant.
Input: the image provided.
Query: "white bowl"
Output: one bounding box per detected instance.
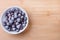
[1,6,29,34]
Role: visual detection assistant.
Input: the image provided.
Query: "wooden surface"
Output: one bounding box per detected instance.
[0,0,60,40]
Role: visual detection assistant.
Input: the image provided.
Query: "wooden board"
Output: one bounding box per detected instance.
[0,0,60,40]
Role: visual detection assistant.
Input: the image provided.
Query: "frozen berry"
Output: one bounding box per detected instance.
[5,26,9,29]
[14,12,17,18]
[17,18,21,22]
[22,23,26,27]
[24,17,27,21]
[18,13,21,17]
[8,28,11,31]
[9,20,13,24]
[16,29,19,32]
[12,25,15,28]
[16,24,21,28]
[12,28,16,31]
[21,16,24,18]
[11,17,14,21]
[15,22,19,25]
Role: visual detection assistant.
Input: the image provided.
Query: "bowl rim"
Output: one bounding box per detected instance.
[1,6,29,34]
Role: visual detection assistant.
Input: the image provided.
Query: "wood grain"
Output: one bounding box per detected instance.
[0,0,60,40]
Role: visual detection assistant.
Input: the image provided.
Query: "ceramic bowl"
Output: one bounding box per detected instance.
[1,6,29,34]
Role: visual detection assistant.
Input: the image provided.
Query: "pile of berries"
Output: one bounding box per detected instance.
[2,7,28,32]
